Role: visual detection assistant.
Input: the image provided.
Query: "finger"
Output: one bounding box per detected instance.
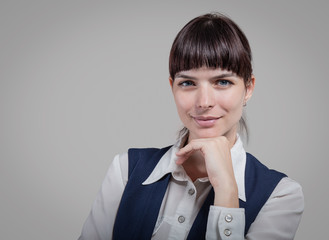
[176,149,194,165]
[175,156,188,165]
[175,141,205,165]
[176,141,204,156]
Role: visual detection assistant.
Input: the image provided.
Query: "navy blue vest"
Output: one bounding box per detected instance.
[113,146,286,240]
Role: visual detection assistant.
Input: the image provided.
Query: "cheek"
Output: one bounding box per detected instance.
[219,89,244,122]
[218,89,245,114]
[174,92,193,114]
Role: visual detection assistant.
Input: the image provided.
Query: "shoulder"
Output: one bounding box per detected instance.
[247,176,304,237]
[246,153,284,172]
[127,146,172,167]
[111,145,173,180]
[128,146,172,158]
[245,153,287,182]
[245,153,304,210]
[106,152,129,186]
[273,177,304,204]
[127,145,173,176]
[261,177,304,226]
[110,146,171,175]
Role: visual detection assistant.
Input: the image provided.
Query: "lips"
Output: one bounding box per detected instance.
[192,116,221,127]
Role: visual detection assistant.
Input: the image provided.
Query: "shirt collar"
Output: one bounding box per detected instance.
[142,135,247,202]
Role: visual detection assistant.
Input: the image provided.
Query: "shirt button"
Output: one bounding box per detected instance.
[178,215,185,223]
[224,229,232,236]
[225,214,233,223]
[188,188,195,195]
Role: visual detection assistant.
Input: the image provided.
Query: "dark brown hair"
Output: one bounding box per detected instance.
[169,13,253,85]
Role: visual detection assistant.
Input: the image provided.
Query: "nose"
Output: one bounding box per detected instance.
[196,84,215,109]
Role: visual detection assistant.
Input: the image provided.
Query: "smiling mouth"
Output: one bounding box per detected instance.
[192,116,221,127]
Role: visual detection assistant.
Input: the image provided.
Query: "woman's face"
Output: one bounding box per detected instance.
[170,67,255,145]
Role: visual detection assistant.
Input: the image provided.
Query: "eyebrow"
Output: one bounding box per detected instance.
[175,73,236,80]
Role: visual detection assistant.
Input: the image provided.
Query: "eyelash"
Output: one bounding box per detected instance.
[178,80,195,87]
[216,80,233,86]
[177,80,233,87]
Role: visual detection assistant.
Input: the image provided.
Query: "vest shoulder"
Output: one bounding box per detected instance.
[127,146,172,177]
[246,152,287,177]
[128,145,172,157]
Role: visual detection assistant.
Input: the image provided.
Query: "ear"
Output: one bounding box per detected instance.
[244,75,255,104]
[169,77,174,91]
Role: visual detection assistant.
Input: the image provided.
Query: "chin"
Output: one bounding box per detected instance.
[190,128,224,139]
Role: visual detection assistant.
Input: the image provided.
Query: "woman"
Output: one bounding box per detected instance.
[79,13,304,240]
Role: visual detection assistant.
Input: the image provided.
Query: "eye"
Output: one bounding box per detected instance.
[216,80,232,87]
[178,80,195,87]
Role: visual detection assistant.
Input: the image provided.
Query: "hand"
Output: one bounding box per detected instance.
[176,136,239,208]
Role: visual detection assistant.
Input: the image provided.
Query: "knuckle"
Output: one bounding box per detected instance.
[218,136,229,144]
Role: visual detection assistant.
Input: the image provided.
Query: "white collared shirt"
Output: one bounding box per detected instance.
[78,137,304,240]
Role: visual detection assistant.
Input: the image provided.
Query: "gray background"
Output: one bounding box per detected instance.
[1,0,328,239]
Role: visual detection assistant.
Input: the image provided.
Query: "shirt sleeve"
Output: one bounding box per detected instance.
[206,177,304,240]
[246,177,304,240]
[78,153,128,240]
[206,206,245,240]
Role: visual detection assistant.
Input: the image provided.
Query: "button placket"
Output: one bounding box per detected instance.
[188,188,195,195]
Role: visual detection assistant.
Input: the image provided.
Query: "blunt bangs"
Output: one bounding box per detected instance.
[169,13,253,83]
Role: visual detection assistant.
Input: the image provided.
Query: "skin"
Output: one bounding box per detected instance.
[169,67,255,208]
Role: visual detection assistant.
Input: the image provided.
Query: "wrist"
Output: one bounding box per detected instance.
[213,185,239,208]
